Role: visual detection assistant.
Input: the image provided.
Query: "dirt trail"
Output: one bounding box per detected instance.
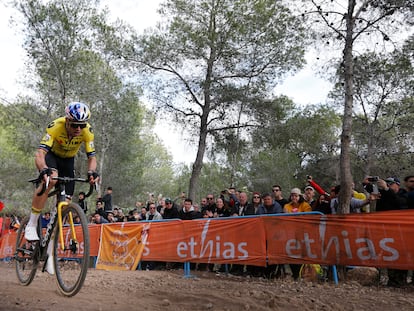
[1,262,414,311]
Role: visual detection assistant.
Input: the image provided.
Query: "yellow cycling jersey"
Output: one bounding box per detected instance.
[39,117,96,158]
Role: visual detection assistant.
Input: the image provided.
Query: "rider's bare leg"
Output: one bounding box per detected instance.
[27,172,58,227]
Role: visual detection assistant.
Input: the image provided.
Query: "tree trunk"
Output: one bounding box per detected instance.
[338,0,356,215]
[98,145,107,198]
[188,115,209,201]
[365,123,375,176]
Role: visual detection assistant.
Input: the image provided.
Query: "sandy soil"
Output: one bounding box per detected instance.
[1,261,414,311]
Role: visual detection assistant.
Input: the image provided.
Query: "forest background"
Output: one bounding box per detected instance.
[0,0,413,215]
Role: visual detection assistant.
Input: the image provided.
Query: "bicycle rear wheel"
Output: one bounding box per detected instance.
[53,203,90,296]
[15,217,39,285]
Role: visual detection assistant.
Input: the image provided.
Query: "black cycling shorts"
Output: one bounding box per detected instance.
[45,152,75,196]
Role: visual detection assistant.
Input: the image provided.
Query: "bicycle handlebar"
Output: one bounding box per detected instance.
[29,176,98,197]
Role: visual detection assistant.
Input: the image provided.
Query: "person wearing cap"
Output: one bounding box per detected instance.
[163,198,179,219]
[284,188,312,213]
[385,177,409,209]
[379,176,412,287]
[283,188,312,280]
[303,185,316,207]
[386,177,401,192]
[362,177,400,212]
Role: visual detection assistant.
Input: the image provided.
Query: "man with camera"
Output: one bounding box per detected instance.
[363,176,407,287]
[362,176,400,212]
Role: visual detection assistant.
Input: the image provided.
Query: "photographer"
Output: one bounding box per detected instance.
[364,176,408,287]
[362,176,400,212]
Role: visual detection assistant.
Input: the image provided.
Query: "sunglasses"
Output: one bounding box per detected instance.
[70,122,87,129]
[253,196,260,198]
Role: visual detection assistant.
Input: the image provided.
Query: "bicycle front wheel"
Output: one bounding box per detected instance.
[15,217,38,285]
[53,203,90,296]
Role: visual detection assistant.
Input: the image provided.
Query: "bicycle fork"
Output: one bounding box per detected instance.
[57,201,78,252]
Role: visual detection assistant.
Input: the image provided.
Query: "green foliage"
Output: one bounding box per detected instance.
[247,101,342,192]
[1,0,175,213]
[123,0,308,199]
[330,48,414,180]
[2,0,413,217]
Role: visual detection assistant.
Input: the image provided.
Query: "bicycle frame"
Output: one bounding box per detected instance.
[40,200,73,253]
[16,175,95,296]
[46,178,89,252]
[57,200,77,251]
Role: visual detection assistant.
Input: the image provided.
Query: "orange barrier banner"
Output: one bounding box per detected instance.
[0,217,3,237]
[95,222,148,271]
[89,225,101,257]
[144,218,267,266]
[264,210,414,269]
[2,211,414,270]
[0,229,16,259]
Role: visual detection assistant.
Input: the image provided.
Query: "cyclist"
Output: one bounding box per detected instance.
[24,102,100,274]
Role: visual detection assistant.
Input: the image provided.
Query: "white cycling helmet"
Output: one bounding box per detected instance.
[65,102,91,122]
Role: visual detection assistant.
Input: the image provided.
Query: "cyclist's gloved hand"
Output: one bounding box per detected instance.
[39,167,53,179]
[87,171,100,183]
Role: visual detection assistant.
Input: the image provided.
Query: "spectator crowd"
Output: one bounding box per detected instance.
[81,175,414,286]
[2,174,413,286]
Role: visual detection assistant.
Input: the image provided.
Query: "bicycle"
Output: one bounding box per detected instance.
[14,175,96,296]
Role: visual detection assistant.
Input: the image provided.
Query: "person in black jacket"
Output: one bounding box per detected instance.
[363,177,400,212]
[101,186,113,213]
[178,198,202,220]
[364,176,405,287]
[78,191,87,214]
[163,198,179,219]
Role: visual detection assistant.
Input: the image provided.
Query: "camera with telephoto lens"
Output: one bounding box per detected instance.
[367,176,379,183]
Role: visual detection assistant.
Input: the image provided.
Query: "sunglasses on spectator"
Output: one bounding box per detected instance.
[207,197,213,200]
[70,122,87,129]
[253,196,260,198]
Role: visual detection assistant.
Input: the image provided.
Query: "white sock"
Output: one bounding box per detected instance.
[47,239,54,257]
[28,212,40,227]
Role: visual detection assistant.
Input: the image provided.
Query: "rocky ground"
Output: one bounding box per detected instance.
[1,261,414,311]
